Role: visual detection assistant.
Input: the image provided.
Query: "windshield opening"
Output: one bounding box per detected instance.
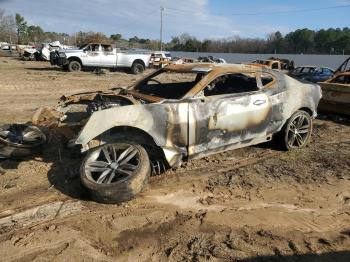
[79,44,88,50]
[133,70,206,99]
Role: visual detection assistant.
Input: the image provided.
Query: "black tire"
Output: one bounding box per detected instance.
[68,60,82,72]
[80,142,150,204]
[275,110,313,150]
[131,62,144,74]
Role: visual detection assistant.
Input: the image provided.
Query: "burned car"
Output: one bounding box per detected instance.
[32,63,321,203]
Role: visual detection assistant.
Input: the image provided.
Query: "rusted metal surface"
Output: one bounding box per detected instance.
[318,72,350,115]
[33,63,321,167]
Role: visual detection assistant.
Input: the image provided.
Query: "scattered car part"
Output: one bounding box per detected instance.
[80,142,150,204]
[0,124,46,158]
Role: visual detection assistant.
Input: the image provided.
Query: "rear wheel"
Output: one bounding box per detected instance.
[276,110,313,150]
[68,60,82,72]
[80,142,150,204]
[131,62,145,74]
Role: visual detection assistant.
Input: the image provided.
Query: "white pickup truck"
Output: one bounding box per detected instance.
[50,43,151,74]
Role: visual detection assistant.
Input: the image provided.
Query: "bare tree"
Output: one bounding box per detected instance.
[0,9,16,43]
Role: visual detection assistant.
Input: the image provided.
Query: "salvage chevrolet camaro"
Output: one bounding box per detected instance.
[31,63,322,203]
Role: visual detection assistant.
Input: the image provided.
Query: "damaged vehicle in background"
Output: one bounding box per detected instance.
[22,41,73,61]
[289,66,334,83]
[318,72,350,116]
[317,57,350,116]
[50,43,150,74]
[249,57,295,73]
[24,63,322,204]
[198,56,227,64]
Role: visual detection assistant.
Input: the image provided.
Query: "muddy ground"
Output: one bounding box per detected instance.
[0,56,350,261]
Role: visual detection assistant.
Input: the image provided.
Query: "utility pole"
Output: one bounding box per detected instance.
[160,6,164,51]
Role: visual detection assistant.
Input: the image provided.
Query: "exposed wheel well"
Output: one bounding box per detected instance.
[100,126,167,164]
[68,57,82,65]
[298,107,313,116]
[132,59,145,68]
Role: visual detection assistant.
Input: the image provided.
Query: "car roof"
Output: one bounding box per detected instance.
[296,66,334,70]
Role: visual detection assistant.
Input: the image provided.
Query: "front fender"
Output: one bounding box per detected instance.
[76,105,158,145]
[75,103,189,167]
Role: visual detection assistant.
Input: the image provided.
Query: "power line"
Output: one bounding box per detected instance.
[165,4,350,17]
[231,4,350,16]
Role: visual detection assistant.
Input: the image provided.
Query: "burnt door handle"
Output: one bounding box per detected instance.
[253,99,266,106]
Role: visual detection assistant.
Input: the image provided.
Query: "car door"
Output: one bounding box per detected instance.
[188,72,272,158]
[84,44,101,66]
[101,45,116,67]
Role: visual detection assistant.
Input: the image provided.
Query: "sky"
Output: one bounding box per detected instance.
[0,0,349,41]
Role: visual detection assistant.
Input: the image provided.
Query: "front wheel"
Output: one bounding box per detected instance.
[80,142,150,204]
[276,110,313,150]
[68,60,82,72]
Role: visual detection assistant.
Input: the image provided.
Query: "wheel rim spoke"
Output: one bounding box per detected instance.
[298,128,309,134]
[88,161,109,168]
[288,133,296,146]
[119,149,138,166]
[120,163,138,171]
[296,116,305,128]
[102,147,112,163]
[117,168,133,176]
[106,170,116,184]
[296,133,304,146]
[111,146,117,162]
[96,168,112,184]
[116,146,134,162]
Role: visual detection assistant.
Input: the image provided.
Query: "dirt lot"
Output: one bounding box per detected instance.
[0,56,350,261]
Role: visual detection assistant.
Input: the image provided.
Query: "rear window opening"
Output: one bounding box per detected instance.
[261,73,274,86]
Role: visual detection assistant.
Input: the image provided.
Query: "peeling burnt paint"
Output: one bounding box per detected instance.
[31,63,322,167]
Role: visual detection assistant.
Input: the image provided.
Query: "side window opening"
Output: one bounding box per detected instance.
[88,44,99,52]
[332,75,350,84]
[261,73,274,86]
[102,45,112,52]
[271,62,279,69]
[204,73,259,97]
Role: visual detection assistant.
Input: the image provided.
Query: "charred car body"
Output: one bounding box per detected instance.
[249,57,295,73]
[29,63,321,203]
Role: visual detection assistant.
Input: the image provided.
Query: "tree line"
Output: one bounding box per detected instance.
[168,29,350,55]
[1,9,349,54]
